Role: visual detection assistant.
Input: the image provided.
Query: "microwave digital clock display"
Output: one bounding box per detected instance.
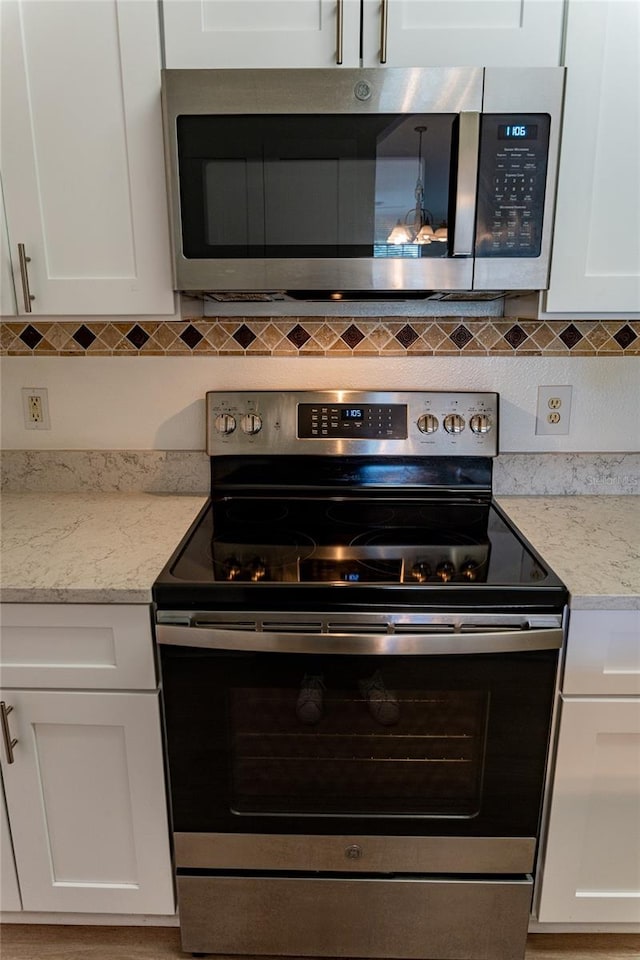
[498,123,538,140]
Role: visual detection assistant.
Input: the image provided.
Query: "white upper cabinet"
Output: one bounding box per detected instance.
[162,0,363,68]
[361,0,564,67]
[162,0,564,69]
[0,179,16,316]
[0,0,175,316]
[545,0,640,313]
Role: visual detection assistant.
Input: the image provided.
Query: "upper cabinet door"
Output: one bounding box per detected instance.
[162,0,362,68]
[0,0,175,315]
[545,0,640,313]
[361,0,565,67]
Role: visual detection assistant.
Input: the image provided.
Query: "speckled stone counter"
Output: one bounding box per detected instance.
[1,492,638,609]
[497,496,640,610]
[0,493,207,603]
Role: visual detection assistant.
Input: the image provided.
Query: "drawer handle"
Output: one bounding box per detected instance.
[336,0,344,64]
[0,702,18,764]
[380,0,389,63]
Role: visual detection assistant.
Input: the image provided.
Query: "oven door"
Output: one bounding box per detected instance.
[157,614,561,874]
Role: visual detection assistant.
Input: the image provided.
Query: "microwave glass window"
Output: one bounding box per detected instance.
[177,115,455,260]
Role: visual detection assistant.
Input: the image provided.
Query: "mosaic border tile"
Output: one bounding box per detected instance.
[1,318,639,357]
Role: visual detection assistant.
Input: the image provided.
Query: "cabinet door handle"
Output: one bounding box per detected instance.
[336,0,344,64]
[18,243,35,313]
[0,702,18,764]
[380,0,389,63]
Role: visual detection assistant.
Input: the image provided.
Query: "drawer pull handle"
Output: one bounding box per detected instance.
[0,702,18,764]
[336,0,344,64]
[380,0,389,63]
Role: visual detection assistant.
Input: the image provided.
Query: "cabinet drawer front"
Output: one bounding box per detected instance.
[564,610,640,696]
[0,605,156,689]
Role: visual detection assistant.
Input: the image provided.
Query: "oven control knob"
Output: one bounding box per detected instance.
[417,414,439,434]
[214,413,237,435]
[241,413,263,435]
[411,562,432,583]
[443,414,465,434]
[436,561,455,582]
[470,414,492,435]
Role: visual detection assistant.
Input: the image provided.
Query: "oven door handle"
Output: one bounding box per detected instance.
[156,624,563,655]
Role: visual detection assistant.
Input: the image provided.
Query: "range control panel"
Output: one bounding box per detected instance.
[206,391,499,457]
[475,113,550,258]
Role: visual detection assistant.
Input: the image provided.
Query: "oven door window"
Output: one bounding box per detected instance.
[161,649,557,838]
[176,114,454,261]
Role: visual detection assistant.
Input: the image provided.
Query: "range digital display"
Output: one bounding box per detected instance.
[341,409,364,420]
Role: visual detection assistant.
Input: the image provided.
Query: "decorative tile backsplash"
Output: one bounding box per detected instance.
[1,318,639,356]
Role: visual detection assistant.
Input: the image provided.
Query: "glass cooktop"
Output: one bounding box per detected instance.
[168,497,547,586]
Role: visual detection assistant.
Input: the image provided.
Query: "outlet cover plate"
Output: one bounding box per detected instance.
[22,387,51,430]
[536,385,572,435]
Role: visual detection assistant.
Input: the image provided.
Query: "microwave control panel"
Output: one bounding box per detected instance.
[475,113,550,258]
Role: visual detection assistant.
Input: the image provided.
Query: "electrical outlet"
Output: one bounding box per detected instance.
[535,386,572,436]
[22,387,51,430]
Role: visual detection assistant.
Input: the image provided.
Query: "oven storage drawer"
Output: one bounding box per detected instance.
[177,873,533,959]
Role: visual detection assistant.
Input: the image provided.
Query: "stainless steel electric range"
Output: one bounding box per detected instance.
[153,390,567,960]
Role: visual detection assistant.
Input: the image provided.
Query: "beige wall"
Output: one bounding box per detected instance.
[1,354,638,453]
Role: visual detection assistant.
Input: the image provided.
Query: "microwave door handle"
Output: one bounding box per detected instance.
[452,112,481,257]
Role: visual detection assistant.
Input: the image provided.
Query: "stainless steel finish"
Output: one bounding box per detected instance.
[0,702,17,764]
[161,67,564,293]
[17,244,34,313]
[443,413,465,434]
[470,413,492,434]
[206,390,499,457]
[162,67,482,116]
[336,0,343,64]
[174,832,536,873]
[417,413,438,434]
[474,67,566,290]
[175,256,474,294]
[240,412,262,435]
[161,67,482,292]
[380,0,389,63]
[452,112,480,258]
[157,612,563,655]
[177,873,533,959]
[214,412,236,435]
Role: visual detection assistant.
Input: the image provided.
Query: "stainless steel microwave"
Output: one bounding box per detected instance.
[161,67,564,295]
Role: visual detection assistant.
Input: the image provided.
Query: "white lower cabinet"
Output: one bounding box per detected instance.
[537,610,640,924]
[1,781,21,912]
[538,697,640,922]
[0,605,174,916]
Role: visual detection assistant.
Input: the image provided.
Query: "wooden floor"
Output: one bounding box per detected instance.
[0,927,639,960]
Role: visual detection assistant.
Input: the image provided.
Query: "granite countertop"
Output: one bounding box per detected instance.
[0,493,207,603]
[496,495,640,610]
[0,492,638,609]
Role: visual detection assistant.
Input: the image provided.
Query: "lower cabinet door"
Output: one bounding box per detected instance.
[537,696,640,923]
[0,689,174,914]
[1,782,21,911]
